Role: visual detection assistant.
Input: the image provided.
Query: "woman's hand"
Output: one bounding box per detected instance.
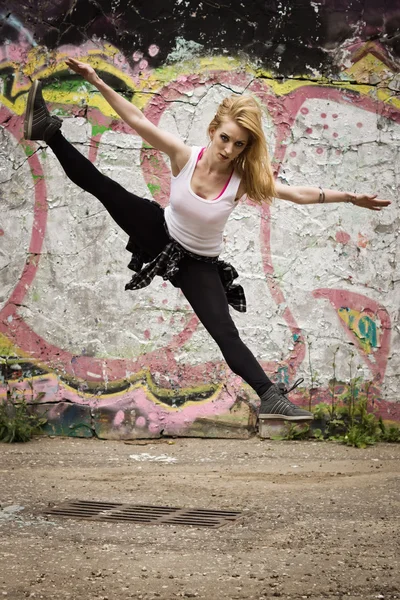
[350,194,391,211]
[65,57,100,86]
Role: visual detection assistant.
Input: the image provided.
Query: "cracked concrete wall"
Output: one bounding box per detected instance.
[0,1,399,438]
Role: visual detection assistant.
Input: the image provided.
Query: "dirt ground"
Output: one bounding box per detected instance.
[0,436,399,600]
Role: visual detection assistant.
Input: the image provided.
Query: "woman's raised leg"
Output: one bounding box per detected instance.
[24,80,168,257]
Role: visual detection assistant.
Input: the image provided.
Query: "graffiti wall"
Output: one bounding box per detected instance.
[1,1,399,438]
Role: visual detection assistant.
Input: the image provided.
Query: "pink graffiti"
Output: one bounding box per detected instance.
[336,230,351,245]
[0,108,47,305]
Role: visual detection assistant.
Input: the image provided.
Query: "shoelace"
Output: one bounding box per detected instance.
[277,378,304,405]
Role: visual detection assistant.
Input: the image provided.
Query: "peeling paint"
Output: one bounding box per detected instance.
[166,37,204,64]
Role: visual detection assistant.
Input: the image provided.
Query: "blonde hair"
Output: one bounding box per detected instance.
[208,95,275,204]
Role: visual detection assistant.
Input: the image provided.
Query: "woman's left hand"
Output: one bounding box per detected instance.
[65,57,100,86]
[351,194,391,211]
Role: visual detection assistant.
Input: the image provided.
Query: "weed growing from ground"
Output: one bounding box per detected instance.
[281,345,400,447]
[0,389,47,443]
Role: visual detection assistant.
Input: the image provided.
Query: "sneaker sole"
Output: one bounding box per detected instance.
[24,80,40,140]
[258,413,313,421]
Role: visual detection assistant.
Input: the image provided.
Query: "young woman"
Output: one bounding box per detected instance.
[24,58,390,422]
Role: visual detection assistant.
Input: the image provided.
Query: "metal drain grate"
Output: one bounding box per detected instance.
[44,500,243,528]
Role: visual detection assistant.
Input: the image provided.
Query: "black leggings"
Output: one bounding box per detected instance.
[47,132,273,397]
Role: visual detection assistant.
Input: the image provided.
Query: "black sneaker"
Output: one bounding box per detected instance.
[24,80,62,142]
[259,378,313,421]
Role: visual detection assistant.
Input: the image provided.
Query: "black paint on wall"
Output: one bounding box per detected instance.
[0,0,399,75]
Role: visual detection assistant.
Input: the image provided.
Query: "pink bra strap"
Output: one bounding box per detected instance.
[215,170,233,199]
[196,147,233,199]
[197,147,205,163]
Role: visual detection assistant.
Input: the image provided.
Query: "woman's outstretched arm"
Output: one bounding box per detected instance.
[275,182,391,211]
[65,58,190,173]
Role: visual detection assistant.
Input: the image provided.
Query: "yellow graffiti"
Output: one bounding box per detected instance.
[1,40,399,121]
[1,45,246,116]
[3,366,221,411]
[0,332,17,356]
[338,308,380,355]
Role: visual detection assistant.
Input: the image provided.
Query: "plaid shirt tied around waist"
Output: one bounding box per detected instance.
[125,234,247,313]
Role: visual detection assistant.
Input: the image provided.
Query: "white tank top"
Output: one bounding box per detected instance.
[164,146,242,257]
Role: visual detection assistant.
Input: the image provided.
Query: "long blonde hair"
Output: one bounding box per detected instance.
[208,95,275,204]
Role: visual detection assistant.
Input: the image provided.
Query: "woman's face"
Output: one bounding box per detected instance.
[209,118,250,165]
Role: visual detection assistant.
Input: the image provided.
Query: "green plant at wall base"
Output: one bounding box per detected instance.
[272,423,311,441]
[355,398,380,437]
[312,428,325,441]
[312,402,330,421]
[305,347,398,447]
[306,336,323,412]
[379,418,400,443]
[284,342,400,447]
[329,346,340,418]
[309,392,400,448]
[285,423,311,440]
[0,391,47,443]
[343,425,376,449]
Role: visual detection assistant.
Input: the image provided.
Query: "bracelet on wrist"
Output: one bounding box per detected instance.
[318,186,325,203]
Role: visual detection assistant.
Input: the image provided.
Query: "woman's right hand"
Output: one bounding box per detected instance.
[65,57,99,85]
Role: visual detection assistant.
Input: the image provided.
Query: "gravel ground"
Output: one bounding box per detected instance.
[0,436,399,600]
